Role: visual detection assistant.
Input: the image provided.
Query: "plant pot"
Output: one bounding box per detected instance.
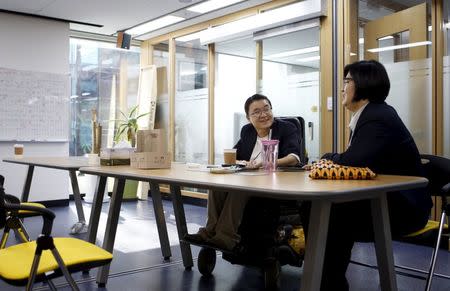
[123,180,139,200]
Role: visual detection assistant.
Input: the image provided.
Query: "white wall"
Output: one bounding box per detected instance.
[0,12,70,202]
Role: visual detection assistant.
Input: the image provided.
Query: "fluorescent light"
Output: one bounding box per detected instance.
[265,46,319,59]
[187,0,245,14]
[367,41,431,53]
[359,38,364,44]
[297,56,320,62]
[378,35,393,41]
[126,15,185,36]
[200,0,323,45]
[176,30,205,42]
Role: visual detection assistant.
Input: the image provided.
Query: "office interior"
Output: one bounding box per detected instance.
[0,0,449,290]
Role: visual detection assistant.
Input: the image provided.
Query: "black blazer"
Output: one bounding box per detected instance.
[234,118,301,162]
[322,102,432,213]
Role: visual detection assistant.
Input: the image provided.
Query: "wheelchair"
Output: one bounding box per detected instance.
[186,198,305,290]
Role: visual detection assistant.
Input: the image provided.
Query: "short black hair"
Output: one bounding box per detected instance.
[344,60,390,103]
[244,94,272,117]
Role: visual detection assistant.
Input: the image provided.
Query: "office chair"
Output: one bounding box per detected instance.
[278,116,308,165]
[0,174,46,246]
[0,182,112,290]
[388,155,449,291]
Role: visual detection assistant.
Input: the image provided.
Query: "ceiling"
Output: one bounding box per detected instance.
[0,0,271,39]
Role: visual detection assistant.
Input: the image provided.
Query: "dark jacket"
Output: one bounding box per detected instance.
[322,102,432,213]
[234,118,301,162]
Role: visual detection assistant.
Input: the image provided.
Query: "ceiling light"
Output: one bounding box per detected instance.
[359,38,364,44]
[297,56,320,62]
[199,0,323,45]
[176,30,205,42]
[126,15,185,36]
[187,0,245,14]
[378,35,393,41]
[367,41,431,53]
[265,46,319,59]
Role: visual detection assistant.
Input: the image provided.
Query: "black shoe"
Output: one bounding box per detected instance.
[184,233,208,244]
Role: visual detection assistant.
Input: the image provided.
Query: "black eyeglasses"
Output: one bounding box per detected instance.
[249,106,272,118]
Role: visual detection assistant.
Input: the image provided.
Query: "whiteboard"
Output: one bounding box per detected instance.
[0,67,69,141]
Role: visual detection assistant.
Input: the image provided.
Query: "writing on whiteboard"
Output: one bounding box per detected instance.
[0,67,69,141]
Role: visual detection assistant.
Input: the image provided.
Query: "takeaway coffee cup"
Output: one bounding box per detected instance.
[223,149,237,165]
[14,144,24,158]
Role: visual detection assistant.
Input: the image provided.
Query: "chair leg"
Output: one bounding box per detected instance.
[425,210,446,291]
[16,219,31,242]
[0,227,10,249]
[50,248,80,291]
[26,253,42,291]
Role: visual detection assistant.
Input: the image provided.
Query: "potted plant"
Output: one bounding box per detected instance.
[113,105,150,147]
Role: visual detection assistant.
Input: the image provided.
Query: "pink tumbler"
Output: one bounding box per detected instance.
[261,140,279,172]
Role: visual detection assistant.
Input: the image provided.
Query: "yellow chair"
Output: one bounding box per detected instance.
[0,182,112,290]
[0,174,46,246]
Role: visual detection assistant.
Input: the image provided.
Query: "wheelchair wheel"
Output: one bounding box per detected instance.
[197,247,216,276]
[263,258,280,290]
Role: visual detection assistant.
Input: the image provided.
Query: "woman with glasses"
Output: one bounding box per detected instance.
[185,93,302,251]
[301,60,432,291]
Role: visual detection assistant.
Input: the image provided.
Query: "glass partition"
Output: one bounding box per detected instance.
[69,38,140,156]
[358,0,432,154]
[261,27,320,162]
[174,38,208,164]
[214,37,256,163]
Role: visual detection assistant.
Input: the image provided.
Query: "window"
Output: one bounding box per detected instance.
[69,38,140,156]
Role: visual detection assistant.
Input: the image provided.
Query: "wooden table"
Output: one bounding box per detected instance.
[80,164,428,290]
[3,157,90,234]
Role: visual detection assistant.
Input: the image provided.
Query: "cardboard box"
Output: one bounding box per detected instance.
[136,129,166,153]
[130,152,171,169]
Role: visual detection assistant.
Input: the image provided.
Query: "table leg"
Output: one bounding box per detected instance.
[69,170,87,234]
[301,200,331,291]
[87,176,107,244]
[371,193,398,291]
[149,182,172,260]
[170,185,193,269]
[96,178,125,286]
[21,165,34,202]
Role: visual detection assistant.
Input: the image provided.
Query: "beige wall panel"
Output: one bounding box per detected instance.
[320,0,333,155]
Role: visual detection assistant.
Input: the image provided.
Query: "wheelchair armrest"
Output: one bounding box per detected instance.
[4,202,55,236]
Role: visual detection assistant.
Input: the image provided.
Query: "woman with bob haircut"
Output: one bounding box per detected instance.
[301,60,432,291]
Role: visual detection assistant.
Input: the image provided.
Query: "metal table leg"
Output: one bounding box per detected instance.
[170,185,193,269]
[301,200,331,291]
[87,176,107,244]
[149,181,172,260]
[96,178,125,286]
[371,193,398,291]
[69,170,87,234]
[21,165,34,202]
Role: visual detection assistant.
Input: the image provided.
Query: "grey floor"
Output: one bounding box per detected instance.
[1,198,449,291]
